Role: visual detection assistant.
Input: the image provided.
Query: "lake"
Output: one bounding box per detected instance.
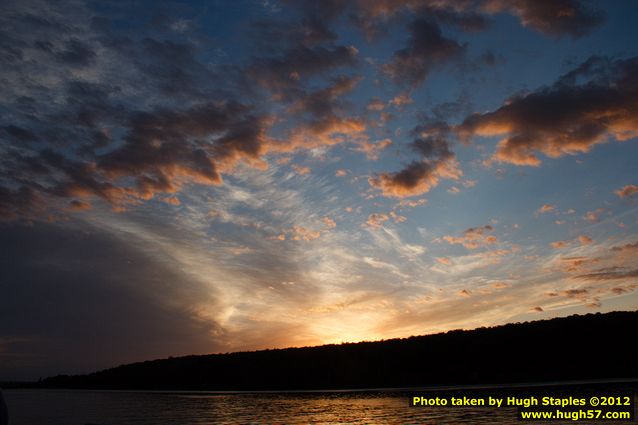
[3,389,520,425]
[3,385,636,424]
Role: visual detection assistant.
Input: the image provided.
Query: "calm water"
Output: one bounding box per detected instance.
[3,387,636,425]
[4,389,519,425]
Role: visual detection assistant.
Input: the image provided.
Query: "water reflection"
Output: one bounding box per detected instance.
[5,390,636,425]
[5,390,528,425]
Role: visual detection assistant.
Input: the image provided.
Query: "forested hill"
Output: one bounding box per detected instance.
[40,310,638,391]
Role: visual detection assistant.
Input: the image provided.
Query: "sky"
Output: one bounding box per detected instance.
[1,0,637,381]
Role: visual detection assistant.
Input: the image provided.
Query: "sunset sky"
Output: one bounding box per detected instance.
[1,0,638,380]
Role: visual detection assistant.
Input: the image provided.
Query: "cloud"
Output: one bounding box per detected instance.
[366,98,386,111]
[578,235,593,245]
[353,138,393,160]
[289,225,322,241]
[537,204,556,214]
[551,240,570,249]
[248,44,358,95]
[615,184,638,198]
[281,75,366,152]
[611,241,638,252]
[369,132,461,197]
[396,198,427,208]
[584,208,604,223]
[365,211,406,229]
[441,224,498,249]
[561,288,589,297]
[383,18,465,87]
[307,0,602,42]
[0,186,42,220]
[99,103,270,194]
[458,289,471,297]
[575,267,638,281]
[0,1,371,220]
[321,216,337,229]
[68,199,92,211]
[390,92,413,108]
[457,56,638,166]
[558,256,599,273]
[481,0,604,37]
[292,165,311,175]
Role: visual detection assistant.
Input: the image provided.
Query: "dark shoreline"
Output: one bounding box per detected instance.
[32,311,638,392]
[4,377,638,394]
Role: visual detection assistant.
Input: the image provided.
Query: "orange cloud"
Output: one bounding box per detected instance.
[289,225,321,241]
[615,184,638,198]
[370,158,461,198]
[481,0,604,37]
[161,196,181,206]
[365,211,406,229]
[366,98,385,111]
[456,57,638,166]
[559,256,599,273]
[584,208,604,223]
[292,165,311,175]
[551,240,569,249]
[321,216,337,229]
[538,204,556,214]
[396,198,427,208]
[578,235,593,245]
[441,224,498,249]
[389,92,413,108]
[68,199,92,211]
[366,213,390,229]
[611,241,638,252]
[353,138,392,160]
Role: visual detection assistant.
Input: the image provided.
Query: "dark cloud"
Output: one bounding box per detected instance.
[611,241,638,252]
[134,38,214,98]
[0,0,367,219]
[369,124,460,197]
[369,161,441,198]
[283,75,365,148]
[482,0,604,37]
[304,0,603,38]
[55,38,97,67]
[99,102,272,199]
[2,125,37,143]
[249,18,338,49]
[383,18,465,87]
[0,186,41,220]
[0,222,223,380]
[575,268,638,281]
[0,100,275,217]
[248,44,358,97]
[457,56,638,166]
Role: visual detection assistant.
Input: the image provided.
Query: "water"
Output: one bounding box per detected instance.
[4,389,519,425]
[3,387,636,424]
